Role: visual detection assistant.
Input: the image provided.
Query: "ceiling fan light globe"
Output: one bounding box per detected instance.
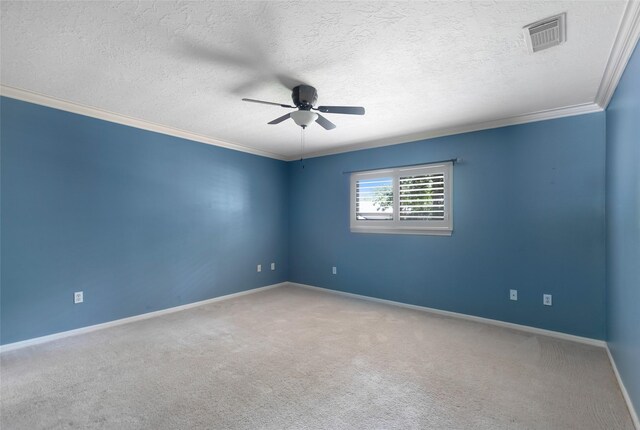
[291,110,318,128]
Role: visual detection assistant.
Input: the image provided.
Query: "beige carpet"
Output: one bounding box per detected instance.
[0,284,634,429]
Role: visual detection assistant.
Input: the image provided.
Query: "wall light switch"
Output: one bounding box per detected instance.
[271,263,275,271]
[257,264,262,272]
[543,294,552,306]
[332,266,337,275]
[74,291,83,304]
[510,289,518,301]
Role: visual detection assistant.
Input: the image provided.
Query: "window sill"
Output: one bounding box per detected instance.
[350,228,453,236]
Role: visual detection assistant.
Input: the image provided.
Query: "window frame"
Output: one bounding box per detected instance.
[350,161,453,236]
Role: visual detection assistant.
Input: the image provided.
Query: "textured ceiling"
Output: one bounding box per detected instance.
[0,1,627,159]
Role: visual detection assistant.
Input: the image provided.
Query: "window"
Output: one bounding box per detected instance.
[350,162,453,235]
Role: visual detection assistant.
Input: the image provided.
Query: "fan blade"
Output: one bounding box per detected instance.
[243,98,295,108]
[268,113,291,125]
[316,106,365,115]
[315,114,337,130]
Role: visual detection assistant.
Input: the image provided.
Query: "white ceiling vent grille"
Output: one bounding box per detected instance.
[524,13,566,53]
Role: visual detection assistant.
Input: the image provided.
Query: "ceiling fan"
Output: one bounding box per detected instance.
[242,85,365,130]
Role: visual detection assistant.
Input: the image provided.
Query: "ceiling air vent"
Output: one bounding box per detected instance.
[524,13,566,53]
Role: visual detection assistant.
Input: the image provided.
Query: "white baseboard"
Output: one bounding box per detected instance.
[4,279,635,426]
[607,345,640,430]
[2,280,607,350]
[0,282,287,354]
[288,282,606,348]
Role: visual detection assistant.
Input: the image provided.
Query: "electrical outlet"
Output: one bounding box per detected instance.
[332,266,337,275]
[257,264,262,272]
[74,291,83,304]
[271,263,275,271]
[510,289,518,301]
[543,294,552,306]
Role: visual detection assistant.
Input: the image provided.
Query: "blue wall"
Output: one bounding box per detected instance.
[0,95,614,345]
[289,113,607,339]
[1,97,289,344]
[606,42,640,414]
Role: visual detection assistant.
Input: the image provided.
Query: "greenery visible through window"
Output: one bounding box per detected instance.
[350,162,453,235]
[355,177,393,220]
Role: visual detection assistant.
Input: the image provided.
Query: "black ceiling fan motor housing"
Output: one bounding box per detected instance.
[241,84,364,130]
[292,85,318,111]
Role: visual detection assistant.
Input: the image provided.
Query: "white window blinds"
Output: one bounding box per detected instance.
[398,172,445,221]
[350,162,453,235]
[355,177,393,220]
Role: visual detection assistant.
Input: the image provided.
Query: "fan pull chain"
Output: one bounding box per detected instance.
[300,127,305,169]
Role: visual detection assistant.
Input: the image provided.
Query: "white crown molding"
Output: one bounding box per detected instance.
[289,282,606,348]
[0,85,605,163]
[292,102,603,161]
[0,85,288,161]
[595,0,640,109]
[0,282,287,353]
[0,90,612,164]
[607,346,640,429]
